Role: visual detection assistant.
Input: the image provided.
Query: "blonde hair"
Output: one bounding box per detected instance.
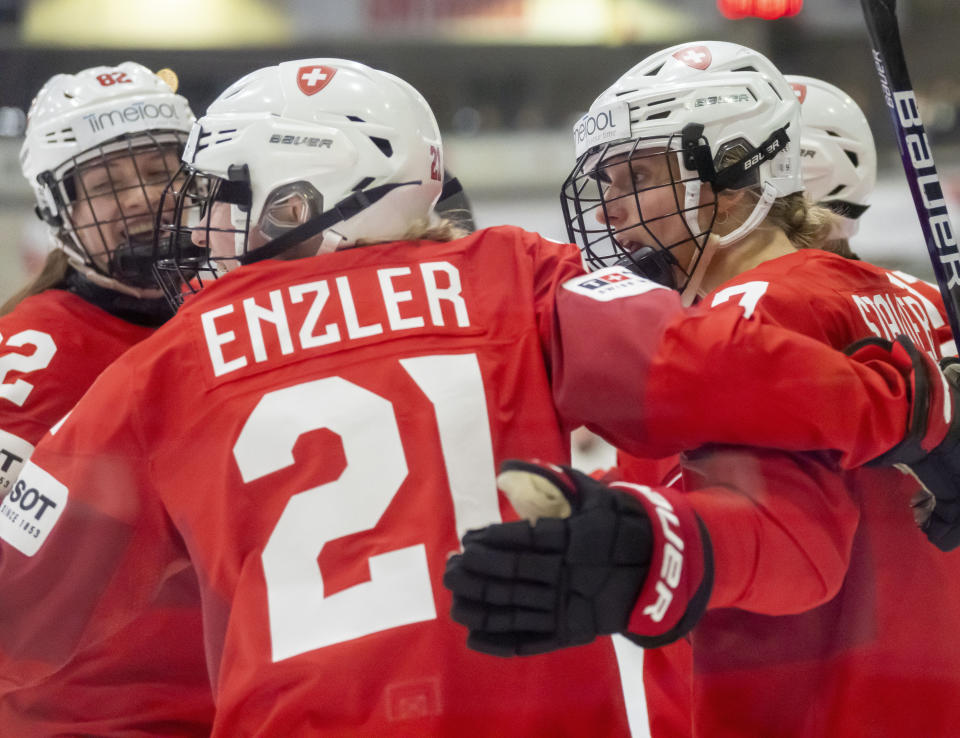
[765,193,837,250]
[0,250,70,317]
[352,216,469,248]
[816,237,860,260]
[402,216,470,243]
[715,144,836,249]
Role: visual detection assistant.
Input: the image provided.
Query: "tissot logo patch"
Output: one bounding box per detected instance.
[297,65,337,96]
[672,46,712,71]
[0,428,34,496]
[0,462,66,556]
[563,266,668,302]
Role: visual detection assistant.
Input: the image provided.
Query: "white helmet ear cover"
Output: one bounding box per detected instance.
[677,120,792,246]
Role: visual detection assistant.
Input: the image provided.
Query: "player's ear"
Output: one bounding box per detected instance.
[713,188,750,233]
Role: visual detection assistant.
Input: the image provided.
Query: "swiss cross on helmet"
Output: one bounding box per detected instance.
[20,62,195,298]
[561,40,802,305]
[673,45,712,70]
[153,57,444,308]
[296,65,337,96]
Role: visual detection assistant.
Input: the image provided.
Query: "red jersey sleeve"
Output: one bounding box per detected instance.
[0,290,151,492]
[682,446,859,613]
[551,267,913,467]
[0,354,181,691]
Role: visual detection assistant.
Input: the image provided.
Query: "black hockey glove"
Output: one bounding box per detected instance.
[846,335,960,551]
[442,460,713,657]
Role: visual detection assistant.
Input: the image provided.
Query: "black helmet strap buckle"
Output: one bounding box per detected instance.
[681,122,791,192]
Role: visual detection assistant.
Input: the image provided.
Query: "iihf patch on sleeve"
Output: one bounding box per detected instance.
[0,461,66,556]
[562,266,669,302]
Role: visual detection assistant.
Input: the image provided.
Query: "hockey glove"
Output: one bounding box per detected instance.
[846,335,960,551]
[442,460,713,657]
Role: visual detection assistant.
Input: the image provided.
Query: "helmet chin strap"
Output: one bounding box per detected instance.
[678,173,711,306]
[238,180,419,266]
[715,181,779,248]
[679,235,718,307]
[317,229,347,255]
[677,181,779,307]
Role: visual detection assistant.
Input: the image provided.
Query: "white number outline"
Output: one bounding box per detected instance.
[0,330,57,407]
[710,280,770,319]
[233,353,499,662]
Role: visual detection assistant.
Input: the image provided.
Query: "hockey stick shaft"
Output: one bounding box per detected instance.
[861,0,960,340]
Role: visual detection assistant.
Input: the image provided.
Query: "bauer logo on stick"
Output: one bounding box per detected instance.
[862,0,960,336]
[892,89,960,286]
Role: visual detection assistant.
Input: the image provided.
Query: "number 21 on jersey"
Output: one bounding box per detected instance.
[234,353,500,662]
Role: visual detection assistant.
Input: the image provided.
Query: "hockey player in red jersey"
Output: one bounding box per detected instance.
[3,56,960,738]
[0,63,214,736]
[447,42,960,738]
[618,74,954,510]
[786,72,956,356]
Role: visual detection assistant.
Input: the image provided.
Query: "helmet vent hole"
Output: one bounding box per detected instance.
[645,63,665,76]
[193,127,212,154]
[352,176,375,191]
[845,150,859,167]
[44,128,77,144]
[369,136,393,157]
[732,66,757,73]
[827,184,844,197]
[347,115,365,122]
[647,110,671,120]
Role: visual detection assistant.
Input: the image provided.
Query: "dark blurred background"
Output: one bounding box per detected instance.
[2,0,959,298]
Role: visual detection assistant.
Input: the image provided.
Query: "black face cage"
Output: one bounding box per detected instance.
[560,133,718,291]
[40,132,189,290]
[152,165,252,310]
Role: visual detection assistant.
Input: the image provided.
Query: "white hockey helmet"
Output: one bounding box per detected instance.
[786,74,876,238]
[20,62,194,295]
[562,40,802,303]
[167,58,442,271]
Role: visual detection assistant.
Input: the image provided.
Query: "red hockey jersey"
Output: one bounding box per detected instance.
[0,290,151,490]
[0,288,213,737]
[0,230,940,737]
[640,249,960,738]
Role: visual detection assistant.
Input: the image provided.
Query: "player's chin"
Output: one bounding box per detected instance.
[615,238,654,258]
